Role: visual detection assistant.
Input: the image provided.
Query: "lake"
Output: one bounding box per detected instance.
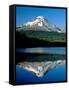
[16,64,66,84]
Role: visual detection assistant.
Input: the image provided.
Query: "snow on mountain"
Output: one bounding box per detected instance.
[21,16,65,33]
[24,16,45,27]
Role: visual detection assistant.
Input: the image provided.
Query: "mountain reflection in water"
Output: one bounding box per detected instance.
[16,47,66,84]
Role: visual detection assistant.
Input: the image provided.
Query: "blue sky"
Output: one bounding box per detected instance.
[16,47,66,54]
[16,6,66,29]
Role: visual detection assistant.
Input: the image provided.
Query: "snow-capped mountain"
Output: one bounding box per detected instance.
[21,16,65,33]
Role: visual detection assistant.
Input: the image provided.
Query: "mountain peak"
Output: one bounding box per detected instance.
[24,16,45,27]
[36,16,44,21]
[22,16,65,33]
